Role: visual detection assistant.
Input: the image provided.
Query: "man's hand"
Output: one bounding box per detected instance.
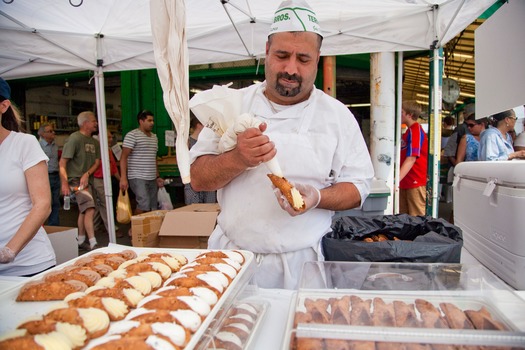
[234,123,276,168]
[120,178,129,191]
[274,182,321,217]
[156,177,165,188]
[0,246,15,264]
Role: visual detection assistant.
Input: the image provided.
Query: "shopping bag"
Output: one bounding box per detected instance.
[116,190,132,224]
[157,187,174,210]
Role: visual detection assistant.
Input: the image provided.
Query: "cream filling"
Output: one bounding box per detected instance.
[170,253,188,265]
[196,273,224,294]
[216,331,243,347]
[77,307,110,334]
[222,251,244,264]
[199,271,228,288]
[34,331,72,350]
[145,335,176,350]
[149,262,172,279]
[160,256,181,271]
[55,322,87,348]
[221,258,242,271]
[237,303,258,316]
[178,295,211,316]
[151,322,186,346]
[190,287,218,306]
[85,285,105,294]
[101,297,128,319]
[117,258,139,270]
[107,269,127,280]
[94,276,116,288]
[170,310,201,332]
[290,186,305,209]
[211,263,237,279]
[63,291,86,302]
[125,307,153,320]
[228,322,250,333]
[107,320,140,335]
[137,294,161,308]
[123,287,144,306]
[230,313,254,323]
[125,275,152,295]
[139,271,162,288]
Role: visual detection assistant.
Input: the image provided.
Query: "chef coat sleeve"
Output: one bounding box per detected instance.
[189,126,221,164]
[332,111,374,209]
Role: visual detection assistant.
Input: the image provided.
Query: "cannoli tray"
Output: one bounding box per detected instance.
[281,261,525,349]
[0,244,256,350]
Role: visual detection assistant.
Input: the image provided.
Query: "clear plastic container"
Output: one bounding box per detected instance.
[282,262,525,349]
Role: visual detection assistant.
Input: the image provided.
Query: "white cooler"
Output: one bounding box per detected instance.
[453,160,525,290]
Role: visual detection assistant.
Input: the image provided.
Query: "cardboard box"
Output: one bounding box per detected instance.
[131,210,169,247]
[158,203,220,249]
[45,226,78,265]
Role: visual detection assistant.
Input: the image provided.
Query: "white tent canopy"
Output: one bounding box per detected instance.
[0,0,496,233]
[1,0,495,79]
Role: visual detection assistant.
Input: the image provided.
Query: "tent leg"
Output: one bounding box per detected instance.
[94,66,117,244]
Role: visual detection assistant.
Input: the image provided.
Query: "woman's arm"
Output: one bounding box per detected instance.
[5,161,51,256]
[455,135,467,164]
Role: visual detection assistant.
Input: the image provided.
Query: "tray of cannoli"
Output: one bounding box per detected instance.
[0,244,256,350]
[196,300,269,350]
[282,261,525,349]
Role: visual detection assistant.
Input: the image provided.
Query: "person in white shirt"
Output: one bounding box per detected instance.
[0,77,56,276]
[189,0,374,289]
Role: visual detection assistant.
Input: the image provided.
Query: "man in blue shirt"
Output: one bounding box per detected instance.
[38,123,60,226]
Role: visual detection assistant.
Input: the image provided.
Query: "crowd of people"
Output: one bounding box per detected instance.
[1,0,524,288]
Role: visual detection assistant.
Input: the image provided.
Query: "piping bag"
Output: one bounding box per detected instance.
[189,84,283,177]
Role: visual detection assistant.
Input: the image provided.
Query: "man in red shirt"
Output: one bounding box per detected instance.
[399,100,428,216]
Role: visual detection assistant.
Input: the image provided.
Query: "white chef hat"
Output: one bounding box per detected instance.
[269,0,323,38]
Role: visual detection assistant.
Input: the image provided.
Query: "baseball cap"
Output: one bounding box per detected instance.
[0,77,11,100]
[269,0,323,38]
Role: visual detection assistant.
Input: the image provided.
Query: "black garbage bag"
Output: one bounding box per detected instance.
[322,214,463,263]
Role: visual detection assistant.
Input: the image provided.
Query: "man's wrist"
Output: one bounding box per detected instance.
[86,170,91,176]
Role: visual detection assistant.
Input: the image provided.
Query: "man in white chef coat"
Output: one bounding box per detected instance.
[189,0,374,289]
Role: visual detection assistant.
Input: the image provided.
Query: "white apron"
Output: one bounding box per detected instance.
[208,84,335,289]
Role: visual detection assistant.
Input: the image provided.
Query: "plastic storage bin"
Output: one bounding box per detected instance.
[282,261,525,349]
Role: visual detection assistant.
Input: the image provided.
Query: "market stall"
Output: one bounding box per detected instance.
[0,245,524,349]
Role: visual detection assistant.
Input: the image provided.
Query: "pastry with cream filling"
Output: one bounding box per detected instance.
[104,321,190,348]
[89,335,180,350]
[45,307,110,339]
[138,295,211,317]
[0,329,73,350]
[17,319,87,349]
[44,268,101,287]
[194,251,245,265]
[16,280,88,302]
[85,285,144,307]
[267,174,305,211]
[65,293,128,321]
[125,308,202,333]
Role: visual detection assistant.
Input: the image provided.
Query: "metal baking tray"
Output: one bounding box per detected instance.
[0,244,255,350]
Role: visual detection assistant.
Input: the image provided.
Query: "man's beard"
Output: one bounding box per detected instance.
[275,72,302,97]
